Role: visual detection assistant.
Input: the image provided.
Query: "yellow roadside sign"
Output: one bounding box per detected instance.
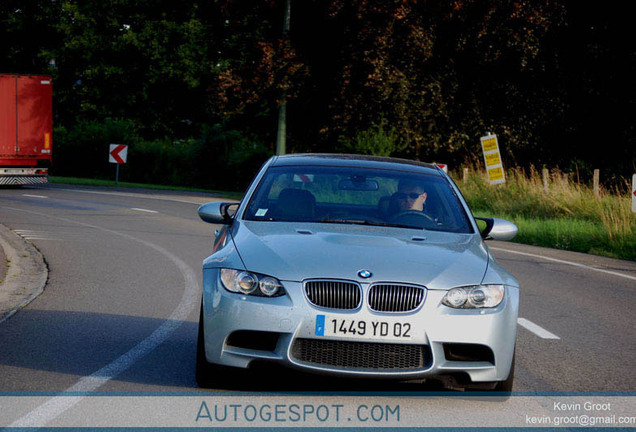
[485,152,502,166]
[488,166,504,181]
[480,133,505,185]
[482,137,498,153]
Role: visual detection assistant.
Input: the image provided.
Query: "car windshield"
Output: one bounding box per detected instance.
[244,165,473,233]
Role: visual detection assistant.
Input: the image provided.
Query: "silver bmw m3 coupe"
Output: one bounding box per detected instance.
[197,154,519,391]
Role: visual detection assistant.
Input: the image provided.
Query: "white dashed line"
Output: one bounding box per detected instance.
[5,207,199,428]
[130,208,158,214]
[13,230,58,241]
[52,187,206,205]
[517,318,560,340]
[22,194,47,199]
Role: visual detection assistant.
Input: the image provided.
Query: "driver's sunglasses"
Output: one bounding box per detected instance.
[396,192,422,200]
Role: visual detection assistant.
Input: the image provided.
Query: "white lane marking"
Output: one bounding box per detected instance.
[490,247,636,282]
[131,207,158,214]
[51,187,207,205]
[517,318,560,340]
[5,207,199,428]
[22,194,47,199]
[13,230,58,241]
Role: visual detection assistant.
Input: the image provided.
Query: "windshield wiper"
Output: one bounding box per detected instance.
[318,218,423,230]
[319,218,371,225]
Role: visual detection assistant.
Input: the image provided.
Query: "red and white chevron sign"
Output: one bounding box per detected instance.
[109,144,128,164]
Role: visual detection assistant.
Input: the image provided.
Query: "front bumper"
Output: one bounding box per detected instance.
[201,269,518,383]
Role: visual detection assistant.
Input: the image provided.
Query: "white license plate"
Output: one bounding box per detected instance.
[315,315,414,342]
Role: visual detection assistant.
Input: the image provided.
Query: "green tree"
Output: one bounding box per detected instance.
[0,0,61,73]
[214,0,566,162]
[3,0,634,183]
[47,0,218,137]
[338,122,403,156]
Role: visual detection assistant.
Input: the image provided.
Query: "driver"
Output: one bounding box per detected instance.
[395,180,427,212]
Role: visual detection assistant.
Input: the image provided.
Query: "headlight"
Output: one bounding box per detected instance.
[219,269,285,297]
[442,285,505,309]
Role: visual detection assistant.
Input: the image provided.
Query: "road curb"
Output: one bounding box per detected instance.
[0,223,48,324]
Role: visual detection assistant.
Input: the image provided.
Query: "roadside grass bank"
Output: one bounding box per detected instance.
[456,168,636,261]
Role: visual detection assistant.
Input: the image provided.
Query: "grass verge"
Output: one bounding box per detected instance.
[456,168,636,261]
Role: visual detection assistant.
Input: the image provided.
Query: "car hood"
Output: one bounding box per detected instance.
[231,221,490,290]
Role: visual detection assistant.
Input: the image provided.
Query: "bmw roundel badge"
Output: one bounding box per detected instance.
[358,270,372,279]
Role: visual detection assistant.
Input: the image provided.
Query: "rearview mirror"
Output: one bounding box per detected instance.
[475,217,518,241]
[198,202,238,224]
[338,178,379,191]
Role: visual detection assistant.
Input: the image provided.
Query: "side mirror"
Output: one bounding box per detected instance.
[198,202,238,224]
[475,217,518,241]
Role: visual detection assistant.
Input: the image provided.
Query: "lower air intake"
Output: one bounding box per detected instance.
[291,338,430,370]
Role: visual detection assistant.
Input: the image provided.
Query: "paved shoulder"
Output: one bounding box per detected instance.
[0,223,48,323]
[488,240,636,280]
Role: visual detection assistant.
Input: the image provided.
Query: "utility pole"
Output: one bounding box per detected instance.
[276,0,291,155]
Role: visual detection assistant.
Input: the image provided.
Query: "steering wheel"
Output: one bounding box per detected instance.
[388,211,437,228]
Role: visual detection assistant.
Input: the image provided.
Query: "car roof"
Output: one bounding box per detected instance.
[270,154,442,175]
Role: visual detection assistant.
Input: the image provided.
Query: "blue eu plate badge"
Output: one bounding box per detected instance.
[315,315,325,336]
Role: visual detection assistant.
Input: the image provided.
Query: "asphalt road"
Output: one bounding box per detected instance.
[1,184,635,395]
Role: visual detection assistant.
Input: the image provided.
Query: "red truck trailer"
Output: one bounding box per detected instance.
[0,74,52,185]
